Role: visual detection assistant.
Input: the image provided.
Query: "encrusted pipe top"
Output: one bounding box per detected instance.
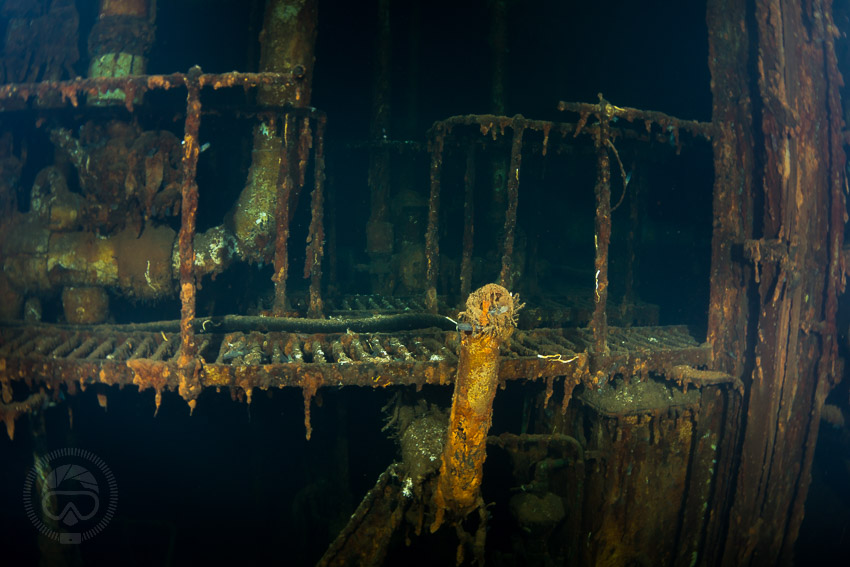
[456,283,523,341]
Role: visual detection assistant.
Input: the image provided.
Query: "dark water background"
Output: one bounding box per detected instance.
[0,0,848,565]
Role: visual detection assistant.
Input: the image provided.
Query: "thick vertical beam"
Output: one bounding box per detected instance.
[711,1,846,565]
[706,0,756,378]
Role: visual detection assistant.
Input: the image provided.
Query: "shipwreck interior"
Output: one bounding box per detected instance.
[0,0,849,565]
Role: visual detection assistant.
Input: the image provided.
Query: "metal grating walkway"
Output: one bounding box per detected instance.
[0,324,712,392]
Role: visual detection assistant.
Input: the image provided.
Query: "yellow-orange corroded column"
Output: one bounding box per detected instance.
[431,283,522,531]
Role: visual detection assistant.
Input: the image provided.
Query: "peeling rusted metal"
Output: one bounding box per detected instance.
[705,0,756,381]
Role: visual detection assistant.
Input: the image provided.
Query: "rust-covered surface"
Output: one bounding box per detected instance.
[431,284,521,535]
[176,66,202,412]
[706,0,756,379]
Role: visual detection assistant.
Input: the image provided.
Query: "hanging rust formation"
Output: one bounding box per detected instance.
[0,390,48,441]
[431,284,522,534]
[705,0,755,382]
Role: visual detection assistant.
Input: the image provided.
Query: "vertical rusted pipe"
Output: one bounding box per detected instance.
[177,66,202,413]
[424,127,445,312]
[231,0,316,261]
[431,283,521,531]
[272,116,294,315]
[590,96,612,381]
[498,119,524,288]
[305,115,326,318]
[459,145,476,301]
[256,0,317,107]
